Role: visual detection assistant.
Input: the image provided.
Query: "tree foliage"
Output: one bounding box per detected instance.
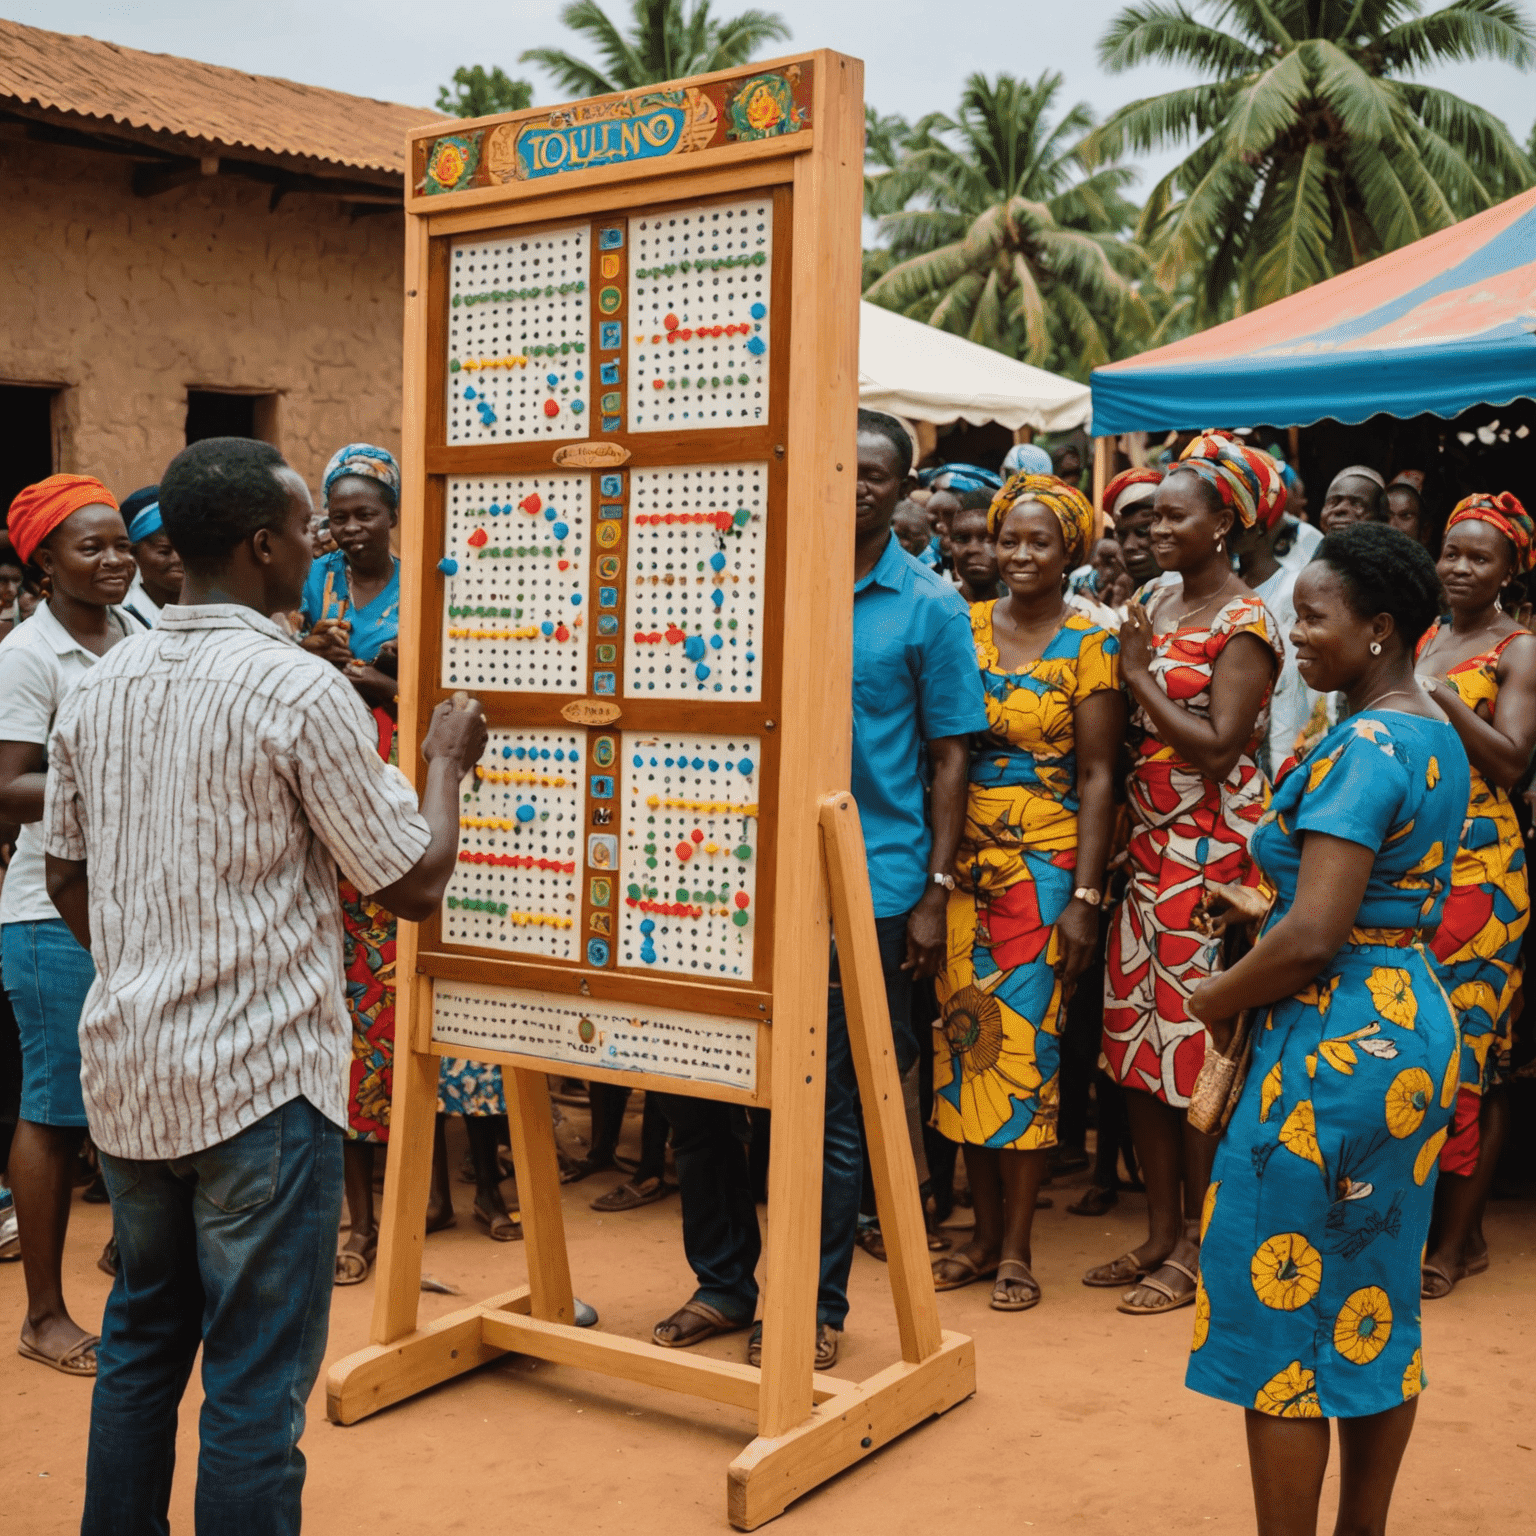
[519,0,790,97]
[435,65,534,118]
[863,72,1146,378]
[1091,0,1536,318]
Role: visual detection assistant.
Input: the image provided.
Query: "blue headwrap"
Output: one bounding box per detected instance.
[918,462,1003,494]
[322,443,401,507]
[1001,443,1053,477]
[127,502,163,543]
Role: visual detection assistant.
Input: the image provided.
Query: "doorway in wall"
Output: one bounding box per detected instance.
[185,390,279,445]
[0,385,58,527]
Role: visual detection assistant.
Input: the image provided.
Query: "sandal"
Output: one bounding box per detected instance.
[559,1154,615,1186]
[473,1202,523,1242]
[991,1259,1042,1313]
[931,1251,999,1292]
[1067,1186,1119,1218]
[590,1176,676,1213]
[652,1299,750,1349]
[1083,1251,1149,1288]
[18,1331,99,1377]
[97,1237,118,1278]
[1117,1258,1199,1315]
[746,1321,840,1370]
[335,1228,378,1286]
[1463,1250,1490,1278]
[1421,1260,1456,1300]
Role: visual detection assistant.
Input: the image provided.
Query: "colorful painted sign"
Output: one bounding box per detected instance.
[414,62,813,197]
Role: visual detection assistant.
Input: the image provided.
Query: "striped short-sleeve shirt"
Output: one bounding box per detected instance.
[44,604,432,1160]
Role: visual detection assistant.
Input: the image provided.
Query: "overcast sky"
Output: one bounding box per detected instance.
[7,0,1534,194]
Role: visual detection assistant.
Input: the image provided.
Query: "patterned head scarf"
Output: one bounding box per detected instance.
[987,473,1097,569]
[1445,492,1535,573]
[323,443,401,508]
[1002,442,1053,477]
[1101,467,1162,520]
[920,462,1003,495]
[7,475,119,566]
[1173,430,1288,531]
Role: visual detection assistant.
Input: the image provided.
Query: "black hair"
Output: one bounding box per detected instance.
[957,488,994,513]
[856,408,913,480]
[1386,482,1423,518]
[159,438,291,571]
[1315,521,1442,650]
[327,472,399,514]
[119,483,160,523]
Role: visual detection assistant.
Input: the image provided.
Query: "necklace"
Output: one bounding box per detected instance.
[1166,580,1234,630]
[1358,686,1420,712]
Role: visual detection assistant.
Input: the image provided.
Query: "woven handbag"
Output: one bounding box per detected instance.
[1187,1011,1255,1136]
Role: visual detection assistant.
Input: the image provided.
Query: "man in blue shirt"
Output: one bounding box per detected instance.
[649,411,987,1369]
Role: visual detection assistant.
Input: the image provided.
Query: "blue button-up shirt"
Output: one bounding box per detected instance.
[852,533,989,917]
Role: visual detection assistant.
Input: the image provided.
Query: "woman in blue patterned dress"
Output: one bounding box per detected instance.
[1186,525,1465,1534]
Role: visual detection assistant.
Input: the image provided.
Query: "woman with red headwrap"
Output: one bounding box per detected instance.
[0,475,142,1376]
[1089,433,1282,1316]
[1414,492,1536,1300]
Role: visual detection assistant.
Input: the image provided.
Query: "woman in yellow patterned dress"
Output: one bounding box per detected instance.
[932,474,1125,1310]
[1414,493,1536,1299]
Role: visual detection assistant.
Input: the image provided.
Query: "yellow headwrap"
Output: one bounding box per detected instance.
[987,472,1096,568]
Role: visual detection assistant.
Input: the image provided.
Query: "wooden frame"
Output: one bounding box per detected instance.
[324,52,974,1527]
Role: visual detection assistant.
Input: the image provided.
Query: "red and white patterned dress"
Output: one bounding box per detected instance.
[1102,588,1281,1106]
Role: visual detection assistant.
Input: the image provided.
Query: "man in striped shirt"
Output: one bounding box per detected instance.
[43,437,486,1535]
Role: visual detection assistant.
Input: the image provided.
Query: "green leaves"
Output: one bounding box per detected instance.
[435,66,534,118]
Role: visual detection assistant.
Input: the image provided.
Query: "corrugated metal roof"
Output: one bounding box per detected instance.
[0,17,447,177]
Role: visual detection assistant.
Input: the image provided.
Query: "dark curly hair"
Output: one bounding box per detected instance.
[159,437,292,572]
[1314,521,1442,651]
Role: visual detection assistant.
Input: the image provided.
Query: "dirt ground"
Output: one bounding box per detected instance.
[5,1103,1534,1535]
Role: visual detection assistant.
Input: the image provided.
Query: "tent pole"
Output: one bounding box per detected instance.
[1092,436,1110,536]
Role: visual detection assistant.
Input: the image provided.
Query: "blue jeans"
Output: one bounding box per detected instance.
[81,1096,344,1536]
[3,918,94,1127]
[656,910,915,1331]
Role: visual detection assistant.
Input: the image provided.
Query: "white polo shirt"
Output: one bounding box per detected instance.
[0,601,145,927]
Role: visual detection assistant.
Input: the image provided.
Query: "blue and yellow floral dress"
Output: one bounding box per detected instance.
[1188,712,1467,1419]
[935,605,1119,1149]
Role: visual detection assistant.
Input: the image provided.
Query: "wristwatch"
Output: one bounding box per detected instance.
[930,872,956,892]
[1073,886,1103,907]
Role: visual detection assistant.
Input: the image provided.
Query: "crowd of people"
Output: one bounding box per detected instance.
[0,413,1531,1533]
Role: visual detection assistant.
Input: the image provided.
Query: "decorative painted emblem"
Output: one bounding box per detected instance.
[553,442,631,468]
[725,72,806,141]
[561,699,622,726]
[423,134,479,194]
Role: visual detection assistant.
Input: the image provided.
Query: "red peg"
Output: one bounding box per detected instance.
[467,529,488,548]
[734,892,750,909]
[543,399,559,417]
[690,829,704,844]
[663,313,679,331]
[676,843,693,861]
[558,559,570,571]
[520,493,542,515]
[555,624,570,641]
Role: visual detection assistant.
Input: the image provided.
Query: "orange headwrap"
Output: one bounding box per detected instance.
[7,475,119,566]
[1445,492,1535,574]
[1101,467,1162,519]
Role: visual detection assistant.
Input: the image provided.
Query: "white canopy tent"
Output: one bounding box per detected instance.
[857,300,1092,433]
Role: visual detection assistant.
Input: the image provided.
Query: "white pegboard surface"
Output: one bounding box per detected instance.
[433,980,759,1090]
[619,733,760,979]
[447,225,591,444]
[624,464,767,699]
[628,198,772,431]
[441,475,589,695]
[445,729,585,960]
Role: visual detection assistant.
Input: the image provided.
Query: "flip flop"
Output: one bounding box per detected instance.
[1067,1186,1119,1218]
[746,1321,840,1369]
[932,1251,999,1292]
[1083,1251,1148,1288]
[652,1300,749,1350]
[1463,1250,1490,1278]
[1421,1260,1456,1300]
[1117,1258,1199,1315]
[473,1204,523,1242]
[590,1177,676,1213]
[991,1260,1042,1313]
[18,1332,99,1377]
[334,1245,375,1286]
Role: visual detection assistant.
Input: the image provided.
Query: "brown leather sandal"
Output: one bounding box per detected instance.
[1116,1258,1199,1314]
[652,1299,750,1349]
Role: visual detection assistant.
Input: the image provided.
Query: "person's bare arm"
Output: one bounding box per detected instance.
[1056,687,1127,982]
[371,697,488,922]
[1121,609,1276,782]
[44,854,91,949]
[1426,632,1536,790]
[0,741,46,825]
[1187,832,1375,1048]
[905,733,969,977]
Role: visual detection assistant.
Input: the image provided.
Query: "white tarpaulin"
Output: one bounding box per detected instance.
[858,301,1092,432]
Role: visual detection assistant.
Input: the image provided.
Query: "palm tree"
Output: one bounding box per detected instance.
[436,66,533,118]
[520,0,790,98]
[863,72,1146,377]
[1091,0,1536,317]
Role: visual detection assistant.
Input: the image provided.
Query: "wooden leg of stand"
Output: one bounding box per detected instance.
[504,1067,574,1324]
[819,795,943,1364]
[368,975,436,1347]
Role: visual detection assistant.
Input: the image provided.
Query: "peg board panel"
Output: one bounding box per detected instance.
[433,979,759,1091]
[618,733,760,979]
[445,729,586,961]
[441,475,589,694]
[623,464,768,699]
[447,224,592,444]
[628,197,773,432]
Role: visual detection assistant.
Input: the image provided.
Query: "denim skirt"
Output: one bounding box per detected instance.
[1,919,94,1127]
